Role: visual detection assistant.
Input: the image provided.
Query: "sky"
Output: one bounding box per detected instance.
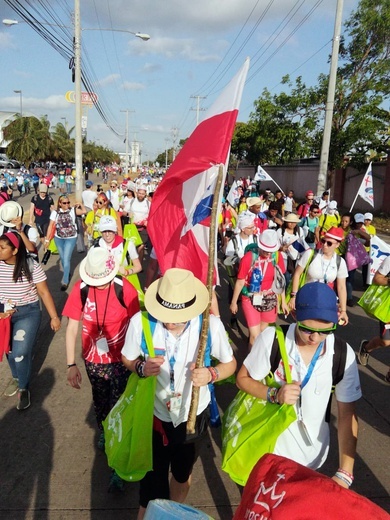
[0,0,357,163]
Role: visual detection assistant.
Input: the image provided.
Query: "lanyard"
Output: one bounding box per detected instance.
[165,322,190,393]
[300,341,324,390]
[93,283,112,335]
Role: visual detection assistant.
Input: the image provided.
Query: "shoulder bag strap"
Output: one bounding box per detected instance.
[141,311,156,358]
[274,325,292,384]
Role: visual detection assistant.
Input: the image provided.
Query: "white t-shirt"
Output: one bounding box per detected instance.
[106,189,121,211]
[130,198,150,224]
[122,314,234,424]
[244,324,361,469]
[225,233,256,259]
[82,189,97,211]
[297,249,348,284]
[97,237,138,266]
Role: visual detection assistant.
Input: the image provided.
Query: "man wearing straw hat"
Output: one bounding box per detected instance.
[122,268,236,519]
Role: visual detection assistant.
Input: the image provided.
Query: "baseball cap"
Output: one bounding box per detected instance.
[295,282,338,324]
[85,180,93,188]
[363,212,373,220]
[328,200,337,209]
[305,190,314,197]
[354,213,365,224]
[39,183,48,193]
[98,215,117,232]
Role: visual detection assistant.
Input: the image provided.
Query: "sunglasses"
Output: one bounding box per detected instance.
[110,185,116,188]
[61,201,70,205]
[297,322,336,336]
[97,200,106,205]
[321,239,338,247]
[311,211,319,214]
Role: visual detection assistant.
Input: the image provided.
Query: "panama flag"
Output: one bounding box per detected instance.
[148,58,250,284]
[357,162,374,208]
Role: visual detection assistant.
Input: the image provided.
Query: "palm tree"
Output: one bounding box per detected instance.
[4,115,52,165]
[51,122,75,162]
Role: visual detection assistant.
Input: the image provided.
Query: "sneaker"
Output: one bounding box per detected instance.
[17,389,31,410]
[108,470,124,492]
[97,431,105,450]
[358,340,370,366]
[4,378,19,397]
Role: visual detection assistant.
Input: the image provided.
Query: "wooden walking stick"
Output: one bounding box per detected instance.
[187,164,224,434]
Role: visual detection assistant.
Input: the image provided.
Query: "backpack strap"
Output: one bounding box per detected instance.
[140,311,157,357]
[325,335,347,422]
[80,275,125,310]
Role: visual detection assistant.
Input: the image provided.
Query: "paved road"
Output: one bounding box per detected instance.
[0,180,389,518]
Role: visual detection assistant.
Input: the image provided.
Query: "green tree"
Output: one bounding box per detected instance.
[4,115,52,166]
[51,122,75,162]
[320,0,390,172]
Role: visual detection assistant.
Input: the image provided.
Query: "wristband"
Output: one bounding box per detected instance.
[334,471,353,487]
[67,363,77,368]
[337,468,354,481]
[135,359,146,378]
[290,292,297,297]
[207,366,219,383]
[267,386,280,404]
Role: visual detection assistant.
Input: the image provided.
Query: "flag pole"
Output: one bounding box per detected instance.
[349,191,359,213]
[187,164,224,434]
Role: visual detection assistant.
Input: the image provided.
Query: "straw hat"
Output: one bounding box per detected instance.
[144,268,209,323]
[283,213,300,224]
[0,201,23,228]
[79,247,119,286]
[257,229,280,252]
[246,197,261,208]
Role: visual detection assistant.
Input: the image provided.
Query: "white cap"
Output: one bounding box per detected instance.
[363,212,373,221]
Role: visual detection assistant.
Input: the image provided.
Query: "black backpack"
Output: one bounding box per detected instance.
[80,276,126,309]
[270,324,347,423]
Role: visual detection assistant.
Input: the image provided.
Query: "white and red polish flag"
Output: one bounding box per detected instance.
[148,58,249,285]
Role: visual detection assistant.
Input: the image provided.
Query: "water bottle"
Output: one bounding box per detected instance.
[249,267,262,293]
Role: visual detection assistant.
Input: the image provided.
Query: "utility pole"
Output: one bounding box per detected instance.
[120,109,135,177]
[165,137,170,169]
[74,0,83,200]
[190,95,206,126]
[317,0,344,195]
[171,126,178,162]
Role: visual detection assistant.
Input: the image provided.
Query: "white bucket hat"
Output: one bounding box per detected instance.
[258,229,280,253]
[79,247,119,286]
[144,268,209,323]
[0,201,23,228]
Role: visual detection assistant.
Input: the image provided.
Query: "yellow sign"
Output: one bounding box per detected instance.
[65,91,98,105]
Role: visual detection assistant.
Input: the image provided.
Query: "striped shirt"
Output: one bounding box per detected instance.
[0,260,47,306]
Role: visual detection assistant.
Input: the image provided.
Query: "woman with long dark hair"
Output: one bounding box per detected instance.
[0,232,61,410]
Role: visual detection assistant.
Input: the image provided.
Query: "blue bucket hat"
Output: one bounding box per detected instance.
[295,282,338,324]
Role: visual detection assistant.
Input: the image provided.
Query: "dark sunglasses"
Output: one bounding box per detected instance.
[297,322,336,336]
[321,239,338,247]
[311,211,319,214]
[97,200,106,205]
[61,201,70,205]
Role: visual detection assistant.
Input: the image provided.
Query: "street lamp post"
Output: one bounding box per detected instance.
[3,17,150,199]
[13,90,22,117]
[120,109,135,177]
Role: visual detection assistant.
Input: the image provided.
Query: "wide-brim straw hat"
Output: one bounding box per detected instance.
[145,268,209,323]
[79,247,119,286]
[0,201,23,228]
[283,213,300,223]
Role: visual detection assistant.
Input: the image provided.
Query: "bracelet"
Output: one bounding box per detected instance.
[135,359,146,378]
[266,386,280,404]
[44,238,50,243]
[207,366,219,383]
[290,293,297,298]
[337,468,354,481]
[67,363,77,368]
[334,471,353,487]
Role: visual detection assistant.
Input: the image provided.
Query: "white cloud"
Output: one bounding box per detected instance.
[0,31,15,50]
[128,36,224,62]
[122,82,145,91]
[141,62,162,74]
[96,73,120,87]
